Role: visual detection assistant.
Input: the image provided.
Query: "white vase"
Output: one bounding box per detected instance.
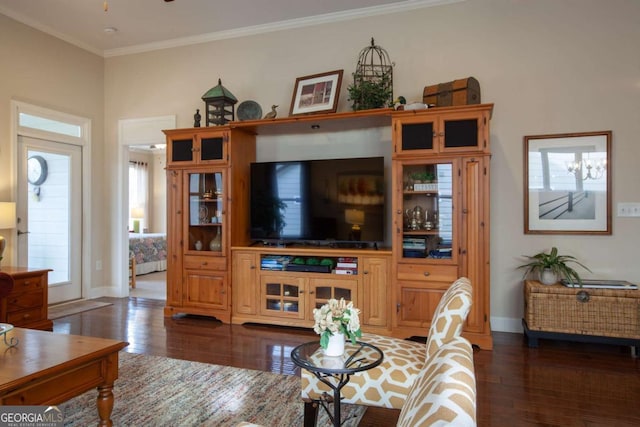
[539,269,558,285]
[323,333,345,357]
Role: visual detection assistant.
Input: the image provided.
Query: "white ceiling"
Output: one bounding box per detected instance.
[0,0,458,57]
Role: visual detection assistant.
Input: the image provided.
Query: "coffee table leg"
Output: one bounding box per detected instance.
[96,383,114,427]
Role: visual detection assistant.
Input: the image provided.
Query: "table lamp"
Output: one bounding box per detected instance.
[345,208,365,241]
[131,207,144,234]
[0,202,17,267]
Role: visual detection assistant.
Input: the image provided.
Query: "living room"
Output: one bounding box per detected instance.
[0,0,639,425]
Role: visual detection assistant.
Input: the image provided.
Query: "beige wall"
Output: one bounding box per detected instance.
[0,14,105,289]
[3,0,639,330]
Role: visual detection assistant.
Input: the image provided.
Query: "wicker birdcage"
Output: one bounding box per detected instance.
[349,38,394,110]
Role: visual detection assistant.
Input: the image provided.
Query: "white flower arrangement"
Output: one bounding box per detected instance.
[312,298,362,349]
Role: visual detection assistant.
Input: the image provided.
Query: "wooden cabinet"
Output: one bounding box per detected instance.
[1,267,53,331]
[166,106,491,348]
[392,105,490,156]
[361,256,390,328]
[231,251,258,316]
[392,104,492,349]
[231,248,391,332]
[164,127,255,322]
[166,129,227,167]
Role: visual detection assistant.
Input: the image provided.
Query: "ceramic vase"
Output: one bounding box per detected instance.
[209,231,222,251]
[323,332,345,357]
[539,269,558,285]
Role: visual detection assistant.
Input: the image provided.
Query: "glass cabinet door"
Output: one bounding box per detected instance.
[399,161,456,261]
[200,135,224,161]
[186,171,224,253]
[260,276,305,319]
[171,138,194,163]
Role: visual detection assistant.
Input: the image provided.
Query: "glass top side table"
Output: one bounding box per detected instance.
[291,340,384,426]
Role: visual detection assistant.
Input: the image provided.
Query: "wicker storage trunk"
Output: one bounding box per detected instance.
[524,280,640,340]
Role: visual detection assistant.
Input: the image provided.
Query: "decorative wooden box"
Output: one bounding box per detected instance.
[523,280,640,353]
[422,77,480,107]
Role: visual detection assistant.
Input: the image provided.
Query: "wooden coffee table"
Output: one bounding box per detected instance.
[0,327,128,427]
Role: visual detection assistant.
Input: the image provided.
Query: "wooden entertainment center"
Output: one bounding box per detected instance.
[163,104,494,349]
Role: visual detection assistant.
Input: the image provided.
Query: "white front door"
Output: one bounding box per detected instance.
[17,136,82,303]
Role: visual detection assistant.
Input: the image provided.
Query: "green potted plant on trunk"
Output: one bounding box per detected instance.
[517,247,591,286]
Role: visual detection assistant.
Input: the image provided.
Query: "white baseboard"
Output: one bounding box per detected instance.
[490,316,523,333]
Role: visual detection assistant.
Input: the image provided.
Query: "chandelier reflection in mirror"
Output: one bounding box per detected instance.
[567,154,606,181]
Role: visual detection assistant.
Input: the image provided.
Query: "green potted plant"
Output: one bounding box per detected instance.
[347,74,393,111]
[517,247,591,286]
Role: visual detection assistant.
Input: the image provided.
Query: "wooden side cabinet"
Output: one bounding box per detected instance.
[391,104,493,350]
[163,126,256,322]
[1,267,53,331]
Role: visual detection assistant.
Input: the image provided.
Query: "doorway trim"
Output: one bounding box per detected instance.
[9,100,92,300]
[117,115,175,297]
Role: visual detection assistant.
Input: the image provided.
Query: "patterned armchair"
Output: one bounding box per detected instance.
[301,277,473,424]
[396,335,476,426]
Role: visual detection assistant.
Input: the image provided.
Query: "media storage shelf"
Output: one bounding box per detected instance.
[260,254,358,275]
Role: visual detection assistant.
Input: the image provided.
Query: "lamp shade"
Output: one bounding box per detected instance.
[345,209,365,226]
[131,207,145,219]
[0,202,16,229]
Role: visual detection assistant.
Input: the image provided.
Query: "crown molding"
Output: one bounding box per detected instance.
[0,5,104,57]
[104,0,464,57]
[1,0,464,58]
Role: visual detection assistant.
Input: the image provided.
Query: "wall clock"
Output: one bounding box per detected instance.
[27,155,48,185]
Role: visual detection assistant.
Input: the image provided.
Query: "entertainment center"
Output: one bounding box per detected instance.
[163,104,493,349]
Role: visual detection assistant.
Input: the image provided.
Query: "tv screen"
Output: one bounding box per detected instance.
[250,157,385,246]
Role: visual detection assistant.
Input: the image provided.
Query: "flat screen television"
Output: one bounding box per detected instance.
[250,157,385,247]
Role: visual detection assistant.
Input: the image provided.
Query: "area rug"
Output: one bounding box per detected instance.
[48,300,113,319]
[60,352,366,426]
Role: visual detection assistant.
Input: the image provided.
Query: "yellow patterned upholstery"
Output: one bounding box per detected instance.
[396,336,476,427]
[426,277,473,358]
[301,277,473,413]
[302,333,425,409]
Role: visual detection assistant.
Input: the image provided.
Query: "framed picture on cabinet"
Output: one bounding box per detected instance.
[289,70,343,116]
[524,130,612,235]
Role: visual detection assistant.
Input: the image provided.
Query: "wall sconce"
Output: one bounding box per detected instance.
[345,208,365,241]
[0,202,17,266]
[131,207,144,234]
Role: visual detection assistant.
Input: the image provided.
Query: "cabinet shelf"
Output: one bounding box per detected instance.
[403,190,439,196]
[402,229,440,235]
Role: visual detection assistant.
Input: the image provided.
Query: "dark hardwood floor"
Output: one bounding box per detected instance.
[53,297,640,426]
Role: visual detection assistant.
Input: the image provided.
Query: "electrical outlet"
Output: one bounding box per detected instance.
[96,260,103,270]
[617,202,640,217]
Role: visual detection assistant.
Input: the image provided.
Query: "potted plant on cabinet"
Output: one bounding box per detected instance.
[517,247,591,286]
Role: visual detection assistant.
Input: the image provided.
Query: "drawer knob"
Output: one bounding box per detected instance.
[576,290,590,303]
[423,271,430,277]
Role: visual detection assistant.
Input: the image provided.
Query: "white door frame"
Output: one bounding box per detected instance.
[116,115,175,297]
[9,100,92,301]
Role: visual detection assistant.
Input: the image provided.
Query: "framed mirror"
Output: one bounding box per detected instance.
[524,131,612,234]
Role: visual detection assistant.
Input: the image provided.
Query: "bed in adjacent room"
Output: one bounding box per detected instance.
[129,233,167,275]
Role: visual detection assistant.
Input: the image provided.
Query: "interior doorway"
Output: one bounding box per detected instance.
[118,116,174,300]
